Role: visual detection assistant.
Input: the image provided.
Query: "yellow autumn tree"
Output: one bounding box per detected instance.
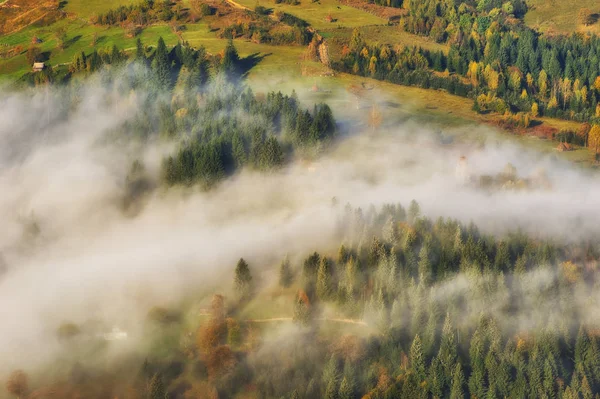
[594,76,600,92]
[468,61,479,87]
[538,70,549,98]
[526,73,534,90]
[561,261,580,283]
[580,86,588,105]
[589,124,600,154]
[531,102,539,118]
[520,89,528,99]
[368,55,378,76]
[486,67,500,91]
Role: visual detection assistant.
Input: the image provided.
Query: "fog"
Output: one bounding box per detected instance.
[1,76,599,376]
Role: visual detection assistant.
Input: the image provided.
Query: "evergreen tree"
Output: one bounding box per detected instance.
[449,363,466,399]
[418,242,432,285]
[152,37,171,89]
[148,373,166,399]
[135,37,145,61]
[575,325,591,367]
[324,379,338,399]
[338,376,354,399]
[279,255,293,288]
[293,290,311,325]
[221,39,240,80]
[231,133,247,169]
[408,200,420,224]
[410,334,426,382]
[234,258,253,298]
[188,45,210,89]
[317,257,333,300]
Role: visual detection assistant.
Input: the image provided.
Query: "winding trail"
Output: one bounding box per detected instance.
[225,0,250,11]
[244,317,368,326]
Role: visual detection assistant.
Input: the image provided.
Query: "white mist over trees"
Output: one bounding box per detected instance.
[2,57,600,398]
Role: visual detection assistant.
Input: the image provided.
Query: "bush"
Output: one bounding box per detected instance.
[255,5,268,15]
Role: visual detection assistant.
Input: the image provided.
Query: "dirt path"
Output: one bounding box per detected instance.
[245,317,292,323]
[244,317,368,326]
[225,0,250,11]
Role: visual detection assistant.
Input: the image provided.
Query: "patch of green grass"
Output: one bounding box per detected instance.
[234,0,386,30]
[322,25,449,54]
[182,23,306,77]
[64,0,140,18]
[524,0,600,34]
[0,19,177,80]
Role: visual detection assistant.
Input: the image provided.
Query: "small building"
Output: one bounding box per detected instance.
[556,142,573,152]
[32,62,45,72]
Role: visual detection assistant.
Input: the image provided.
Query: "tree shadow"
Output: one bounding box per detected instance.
[591,13,600,24]
[94,35,107,46]
[529,119,543,128]
[40,51,51,62]
[58,0,68,9]
[64,34,81,48]
[240,52,269,78]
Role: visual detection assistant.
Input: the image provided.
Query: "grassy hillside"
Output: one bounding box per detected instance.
[321,25,449,55]
[64,0,139,18]
[524,0,600,34]
[233,0,386,29]
[0,0,595,166]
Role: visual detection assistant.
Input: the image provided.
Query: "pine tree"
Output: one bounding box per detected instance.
[323,355,341,396]
[317,257,333,300]
[234,258,252,298]
[325,379,338,399]
[152,37,171,89]
[410,334,426,382]
[468,358,486,399]
[135,37,145,61]
[279,255,293,288]
[231,133,247,169]
[148,374,166,399]
[576,325,591,366]
[429,356,445,398]
[494,242,510,272]
[408,200,420,224]
[188,46,210,89]
[110,44,122,65]
[293,290,311,325]
[438,313,457,381]
[221,39,240,80]
[338,376,354,399]
[449,363,466,399]
[418,242,432,285]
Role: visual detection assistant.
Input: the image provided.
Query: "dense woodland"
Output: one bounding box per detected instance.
[29,36,336,189]
[335,0,600,129]
[7,203,600,399]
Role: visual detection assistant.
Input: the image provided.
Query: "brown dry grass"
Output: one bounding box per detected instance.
[337,0,406,21]
[0,0,64,35]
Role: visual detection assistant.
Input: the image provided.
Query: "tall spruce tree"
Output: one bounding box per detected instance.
[152,37,171,89]
[234,258,253,298]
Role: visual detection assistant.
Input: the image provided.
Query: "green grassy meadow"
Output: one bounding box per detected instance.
[235,0,386,29]
[64,0,140,18]
[524,0,600,34]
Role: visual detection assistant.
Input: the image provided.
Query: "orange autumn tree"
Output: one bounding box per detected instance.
[197,295,227,354]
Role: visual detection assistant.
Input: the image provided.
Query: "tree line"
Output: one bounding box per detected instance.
[336,0,600,129]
